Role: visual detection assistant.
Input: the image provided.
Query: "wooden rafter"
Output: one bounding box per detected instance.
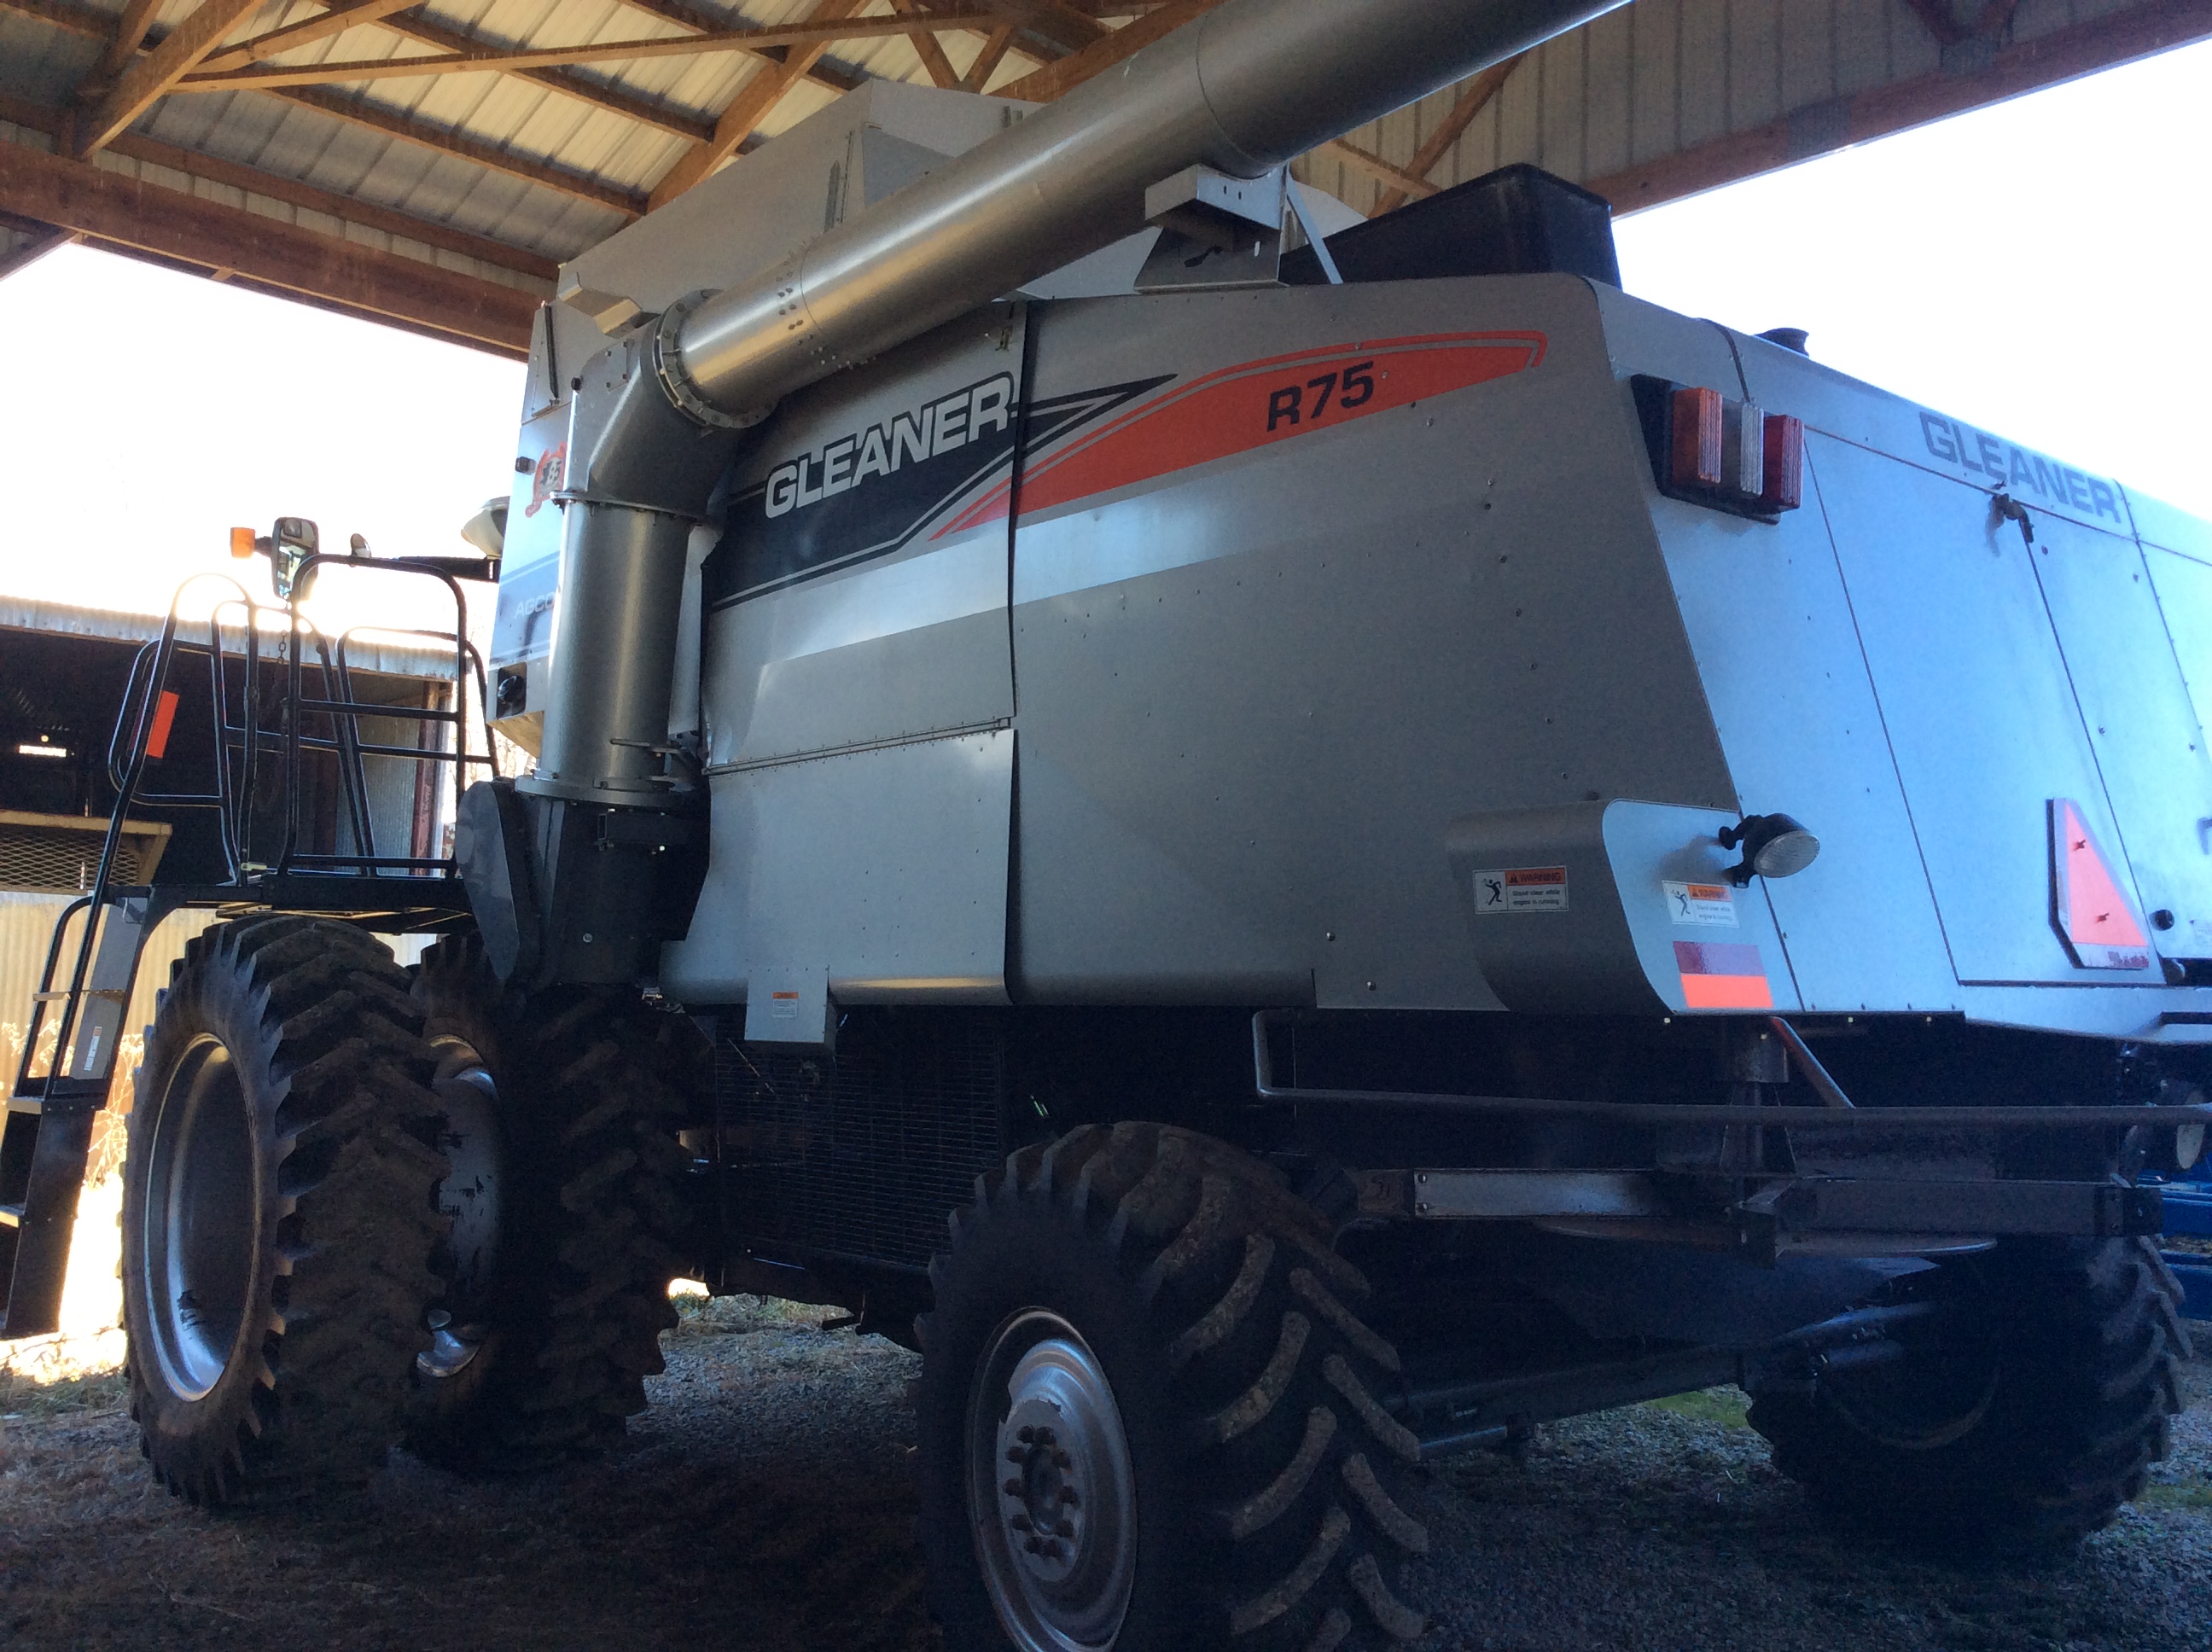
[961,23,1019,90]
[0,93,559,280]
[77,0,265,156]
[975,0,1104,55]
[996,0,1225,102]
[197,0,424,72]
[358,11,714,143]
[610,0,871,96]
[273,84,649,218]
[649,0,870,211]
[178,15,999,94]
[889,0,965,88]
[3,0,635,219]
[0,136,537,352]
[1365,54,1525,215]
[1321,139,1438,201]
[96,0,162,79]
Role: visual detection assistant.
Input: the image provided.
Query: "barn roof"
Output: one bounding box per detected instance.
[0,0,2203,356]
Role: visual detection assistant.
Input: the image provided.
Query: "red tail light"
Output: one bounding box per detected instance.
[1633,377,1802,523]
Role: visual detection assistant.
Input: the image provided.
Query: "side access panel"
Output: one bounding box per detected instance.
[1600,292,1958,1015]
[661,309,1027,1024]
[1009,275,1738,1008]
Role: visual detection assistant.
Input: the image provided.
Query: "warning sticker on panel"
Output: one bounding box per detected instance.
[1662,881,1738,927]
[1472,867,1569,913]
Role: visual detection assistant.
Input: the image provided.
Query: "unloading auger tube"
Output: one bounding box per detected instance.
[523,0,1627,804]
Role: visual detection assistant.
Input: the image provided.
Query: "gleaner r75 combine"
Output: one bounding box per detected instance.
[7,0,2210,1645]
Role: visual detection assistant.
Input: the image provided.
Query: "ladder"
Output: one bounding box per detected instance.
[1,553,493,1337]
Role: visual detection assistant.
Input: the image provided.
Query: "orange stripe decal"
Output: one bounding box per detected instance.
[945,330,1545,537]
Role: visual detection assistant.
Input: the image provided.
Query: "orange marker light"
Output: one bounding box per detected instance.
[230,526,258,559]
[1670,387,1723,490]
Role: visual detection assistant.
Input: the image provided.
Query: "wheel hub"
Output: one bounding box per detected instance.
[419,1044,504,1382]
[969,1314,1137,1651]
[140,1035,259,1402]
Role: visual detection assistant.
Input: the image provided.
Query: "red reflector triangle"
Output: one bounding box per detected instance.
[2054,800,2147,960]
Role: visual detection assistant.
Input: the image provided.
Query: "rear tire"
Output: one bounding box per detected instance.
[122,917,447,1504]
[918,1123,1433,1651]
[1749,1236,2192,1549]
[407,939,703,1466]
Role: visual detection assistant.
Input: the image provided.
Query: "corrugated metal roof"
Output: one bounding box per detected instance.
[0,0,2201,352]
[0,595,463,678]
[1296,0,2188,218]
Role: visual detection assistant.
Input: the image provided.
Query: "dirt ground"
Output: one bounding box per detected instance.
[3,1297,2208,1652]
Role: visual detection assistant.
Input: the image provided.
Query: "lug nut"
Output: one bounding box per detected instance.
[1003,1478,1023,1498]
[1059,1487,1080,1507]
[1017,1426,1036,1444]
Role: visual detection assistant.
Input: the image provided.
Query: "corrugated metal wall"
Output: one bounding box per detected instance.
[1295,0,2157,216]
[0,896,430,1178]
[0,893,219,1179]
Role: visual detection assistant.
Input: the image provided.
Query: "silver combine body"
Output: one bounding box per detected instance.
[24,0,2208,1625]
[492,92,2212,1050]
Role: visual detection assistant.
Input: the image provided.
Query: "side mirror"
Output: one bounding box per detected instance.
[258,516,321,600]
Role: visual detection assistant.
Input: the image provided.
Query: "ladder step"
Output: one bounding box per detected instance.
[6,1095,40,1115]
[0,1204,22,1229]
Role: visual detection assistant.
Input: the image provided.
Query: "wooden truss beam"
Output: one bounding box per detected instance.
[1321,139,1438,201]
[1586,0,2212,215]
[272,84,648,218]
[974,0,1104,56]
[605,0,871,96]
[0,91,559,280]
[197,0,422,72]
[335,10,714,143]
[649,0,870,211]
[77,0,265,156]
[0,0,645,216]
[96,0,163,79]
[1368,54,1524,214]
[179,14,999,93]
[0,135,538,353]
[962,23,1020,90]
[996,0,1225,102]
[888,0,965,88]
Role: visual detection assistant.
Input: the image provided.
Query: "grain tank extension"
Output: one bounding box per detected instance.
[11,1,2211,1645]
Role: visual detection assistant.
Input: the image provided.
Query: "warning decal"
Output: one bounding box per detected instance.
[1472,867,1569,914]
[1662,881,1738,927]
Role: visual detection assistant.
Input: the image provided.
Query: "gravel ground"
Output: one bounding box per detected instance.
[2,1297,2207,1650]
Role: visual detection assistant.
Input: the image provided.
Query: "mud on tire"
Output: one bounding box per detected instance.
[918,1122,1432,1651]
[1749,1236,2192,1549]
[409,938,703,1466]
[122,917,448,1504]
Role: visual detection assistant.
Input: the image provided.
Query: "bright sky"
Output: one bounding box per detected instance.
[0,38,2205,637]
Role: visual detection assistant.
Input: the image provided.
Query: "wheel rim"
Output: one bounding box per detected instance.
[419,1039,504,1382]
[967,1311,1138,1652]
[1827,1262,2001,1451]
[140,1035,259,1401]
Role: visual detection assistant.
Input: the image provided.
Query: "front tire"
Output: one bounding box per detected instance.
[408,939,702,1466]
[122,918,448,1504]
[918,1123,1433,1651]
[1749,1236,2192,1549]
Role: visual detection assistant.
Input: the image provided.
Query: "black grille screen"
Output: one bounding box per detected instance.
[714,1012,1006,1271]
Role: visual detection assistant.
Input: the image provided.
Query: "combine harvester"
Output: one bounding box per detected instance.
[7,0,2209,1643]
